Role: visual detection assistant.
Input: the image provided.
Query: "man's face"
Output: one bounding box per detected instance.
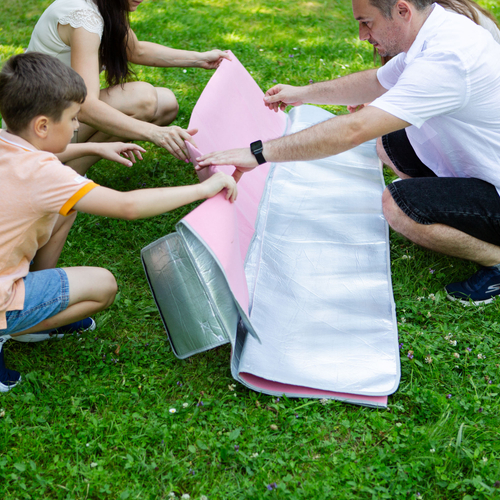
[352,0,407,57]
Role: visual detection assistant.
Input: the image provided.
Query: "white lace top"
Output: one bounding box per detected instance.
[27,0,104,67]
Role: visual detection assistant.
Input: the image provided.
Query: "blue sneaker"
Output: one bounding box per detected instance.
[0,336,21,392]
[12,317,96,343]
[445,266,500,305]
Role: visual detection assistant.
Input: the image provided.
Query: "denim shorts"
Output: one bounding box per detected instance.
[0,268,70,336]
[383,129,500,246]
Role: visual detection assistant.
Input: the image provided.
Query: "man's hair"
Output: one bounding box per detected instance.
[0,52,87,134]
[369,0,433,18]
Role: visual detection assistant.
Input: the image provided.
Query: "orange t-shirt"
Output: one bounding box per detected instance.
[0,131,98,329]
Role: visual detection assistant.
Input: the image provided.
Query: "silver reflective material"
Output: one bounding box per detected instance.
[142,105,400,406]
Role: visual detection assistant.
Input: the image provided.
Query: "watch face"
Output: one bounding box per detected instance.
[251,140,263,154]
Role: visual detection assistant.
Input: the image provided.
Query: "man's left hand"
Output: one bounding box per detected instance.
[196,148,258,182]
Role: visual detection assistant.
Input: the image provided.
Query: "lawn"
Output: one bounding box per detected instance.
[1,0,500,498]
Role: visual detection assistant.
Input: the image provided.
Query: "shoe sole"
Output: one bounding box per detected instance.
[12,318,96,343]
[0,375,21,392]
[445,288,497,306]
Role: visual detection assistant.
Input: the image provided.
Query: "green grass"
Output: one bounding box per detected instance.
[1,0,500,498]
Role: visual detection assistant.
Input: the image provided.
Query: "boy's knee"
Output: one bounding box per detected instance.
[101,270,118,308]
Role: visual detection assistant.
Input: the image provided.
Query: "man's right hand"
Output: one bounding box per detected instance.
[264,84,306,112]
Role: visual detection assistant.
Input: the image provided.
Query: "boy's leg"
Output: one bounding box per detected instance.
[31,212,77,272]
[10,267,117,337]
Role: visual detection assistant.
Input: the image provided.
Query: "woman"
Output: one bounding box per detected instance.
[28,0,230,174]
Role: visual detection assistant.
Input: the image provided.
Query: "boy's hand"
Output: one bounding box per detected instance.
[200,172,238,202]
[96,142,146,167]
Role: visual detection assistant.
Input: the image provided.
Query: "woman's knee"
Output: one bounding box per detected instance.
[153,87,178,125]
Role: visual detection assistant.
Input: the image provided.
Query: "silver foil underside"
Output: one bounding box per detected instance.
[142,105,400,407]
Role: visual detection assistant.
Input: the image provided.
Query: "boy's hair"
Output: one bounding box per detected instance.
[0,52,87,134]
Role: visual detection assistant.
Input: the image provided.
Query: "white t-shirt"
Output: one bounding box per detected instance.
[27,0,103,67]
[476,8,500,43]
[371,4,500,192]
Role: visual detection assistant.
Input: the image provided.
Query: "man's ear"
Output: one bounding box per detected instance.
[396,0,412,21]
[32,115,50,139]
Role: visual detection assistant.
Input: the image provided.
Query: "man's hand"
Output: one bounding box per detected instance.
[264,84,306,112]
[198,50,232,69]
[199,171,238,202]
[151,126,198,161]
[196,147,258,182]
[95,142,146,167]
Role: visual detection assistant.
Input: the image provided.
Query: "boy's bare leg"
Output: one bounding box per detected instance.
[66,83,178,175]
[30,212,77,272]
[9,267,117,337]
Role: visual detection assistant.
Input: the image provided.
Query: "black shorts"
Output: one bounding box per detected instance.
[383,129,500,246]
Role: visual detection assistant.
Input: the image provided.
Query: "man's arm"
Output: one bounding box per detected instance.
[197,106,409,175]
[264,69,386,112]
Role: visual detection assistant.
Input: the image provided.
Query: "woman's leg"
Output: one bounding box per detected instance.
[66,82,179,175]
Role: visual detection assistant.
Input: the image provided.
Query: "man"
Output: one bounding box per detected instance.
[196,0,500,305]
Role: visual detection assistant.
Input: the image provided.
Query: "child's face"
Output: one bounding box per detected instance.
[46,102,81,153]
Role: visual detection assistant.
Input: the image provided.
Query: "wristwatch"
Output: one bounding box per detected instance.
[250,140,267,165]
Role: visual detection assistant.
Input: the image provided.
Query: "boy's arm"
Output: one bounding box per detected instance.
[57,142,146,167]
[73,172,237,219]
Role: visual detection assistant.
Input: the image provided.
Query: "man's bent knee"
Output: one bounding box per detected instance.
[382,187,404,230]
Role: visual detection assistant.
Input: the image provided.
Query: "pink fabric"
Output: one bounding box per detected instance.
[185,52,286,312]
[183,53,388,406]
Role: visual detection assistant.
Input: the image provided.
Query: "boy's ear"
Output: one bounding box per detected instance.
[32,115,50,139]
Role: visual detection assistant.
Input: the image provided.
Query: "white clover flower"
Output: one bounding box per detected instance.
[453,353,460,359]
[0,409,5,418]
[450,340,457,346]
[430,449,435,453]
[182,402,189,408]
[425,355,433,364]
[169,408,177,414]
[181,494,191,499]
[200,496,208,500]
[478,353,485,359]
[428,293,435,300]
[251,452,259,458]
[427,312,432,318]
[319,398,328,405]
[90,462,98,468]
[444,333,453,341]
[168,493,176,499]
[482,456,488,463]
[228,384,236,391]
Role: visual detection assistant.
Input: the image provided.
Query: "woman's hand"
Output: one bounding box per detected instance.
[198,50,232,69]
[150,126,198,160]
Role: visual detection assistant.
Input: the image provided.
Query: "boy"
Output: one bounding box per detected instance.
[0,52,237,392]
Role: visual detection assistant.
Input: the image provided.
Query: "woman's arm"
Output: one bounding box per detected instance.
[68,27,194,159]
[126,29,230,69]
